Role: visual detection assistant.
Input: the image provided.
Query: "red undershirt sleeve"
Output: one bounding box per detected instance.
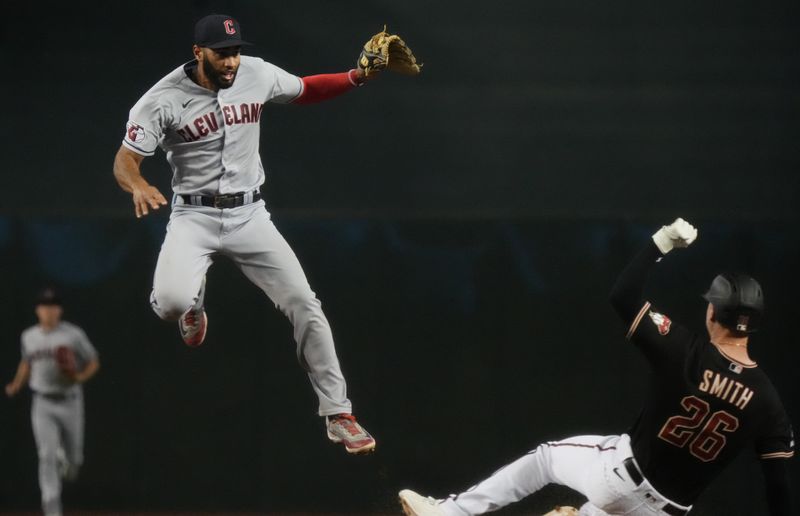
[292,70,362,105]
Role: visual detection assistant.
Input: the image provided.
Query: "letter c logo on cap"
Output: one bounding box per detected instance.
[224,19,236,35]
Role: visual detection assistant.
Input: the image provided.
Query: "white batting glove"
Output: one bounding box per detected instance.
[652,217,698,254]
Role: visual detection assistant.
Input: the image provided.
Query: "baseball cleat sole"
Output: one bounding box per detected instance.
[399,493,416,516]
[327,431,377,454]
[180,311,208,347]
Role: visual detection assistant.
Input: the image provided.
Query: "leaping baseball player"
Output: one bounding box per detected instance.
[400,218,794,515]
[5,289,100,516]
[113,14,419,454]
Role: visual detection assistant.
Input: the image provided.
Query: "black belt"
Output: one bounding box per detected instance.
[623,457,688,516]
[35,391,76,401]
[179,191,261,209]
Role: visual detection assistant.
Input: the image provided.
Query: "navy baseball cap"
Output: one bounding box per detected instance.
[36,287,62,306]
[194,14,251,49]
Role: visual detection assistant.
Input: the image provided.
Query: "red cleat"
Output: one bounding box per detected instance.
[179,308,207,347]
[326,414,376,454]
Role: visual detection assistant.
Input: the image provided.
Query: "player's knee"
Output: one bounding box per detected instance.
[151,290,195,321]
[37,447,58,463]
[281,292,322,320]
[528,443,554,470]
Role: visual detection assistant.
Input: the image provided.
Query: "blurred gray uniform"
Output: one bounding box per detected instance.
[22,321,98,516]
[122,55,352,415]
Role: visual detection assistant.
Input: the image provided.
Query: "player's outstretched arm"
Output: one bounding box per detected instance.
[4,359,30,397]
[290,69,368,105]
[609,218,698,323]
[113,146,168,218]
[289,26,422,105]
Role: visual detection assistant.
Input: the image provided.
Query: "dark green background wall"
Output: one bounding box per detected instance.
[4,0,799,219]
[1,1,798,514]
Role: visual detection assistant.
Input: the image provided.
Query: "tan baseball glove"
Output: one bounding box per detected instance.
[357,26,422,77]
[55,346,77,379]
[542,506,579,516]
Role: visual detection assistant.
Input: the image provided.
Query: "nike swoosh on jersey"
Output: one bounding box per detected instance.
[182,99,193,108]
[613,467,624,480]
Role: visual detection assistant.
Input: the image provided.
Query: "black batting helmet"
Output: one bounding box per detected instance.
[702,273,764,334]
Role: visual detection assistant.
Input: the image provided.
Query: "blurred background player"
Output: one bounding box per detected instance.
[399,218,793,516]
[5,288,100,516]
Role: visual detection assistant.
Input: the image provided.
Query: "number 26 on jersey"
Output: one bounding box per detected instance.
[658,396,739,462]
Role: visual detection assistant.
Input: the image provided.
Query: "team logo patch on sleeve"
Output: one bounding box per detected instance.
[648,311,672,335]
[126,122,146,143]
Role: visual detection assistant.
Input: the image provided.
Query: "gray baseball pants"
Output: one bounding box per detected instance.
[31,391,83,516]
[150,199,352,416]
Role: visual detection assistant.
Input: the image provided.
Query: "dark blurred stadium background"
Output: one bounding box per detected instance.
[1,1,798,514]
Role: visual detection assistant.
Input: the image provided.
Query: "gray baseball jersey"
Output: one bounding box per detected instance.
[122,55,303,195]
[22,322,98,395]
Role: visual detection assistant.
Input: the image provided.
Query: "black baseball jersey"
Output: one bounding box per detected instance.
[625,301,794,505]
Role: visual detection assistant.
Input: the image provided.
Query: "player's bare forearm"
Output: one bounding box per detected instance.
[5,360,30,397]
[113,145,148,193]
[113,146,167,218]
[73,359,99,384]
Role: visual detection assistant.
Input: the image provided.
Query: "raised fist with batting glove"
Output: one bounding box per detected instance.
[651,217,698,254]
